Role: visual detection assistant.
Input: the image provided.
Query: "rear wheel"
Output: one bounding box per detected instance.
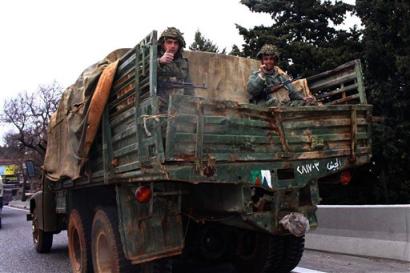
[233,231,284,273]
[32,214,53,253]
[68,209,92,273]
[91,207,136,273]
[277,235,305,273]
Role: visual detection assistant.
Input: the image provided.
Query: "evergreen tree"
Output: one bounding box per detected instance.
[237,0,362,77]
[189,30,225,53]
[356,0,410,203]
[229,44,244,56]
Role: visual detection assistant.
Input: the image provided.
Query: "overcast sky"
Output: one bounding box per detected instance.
[0,0,358,143]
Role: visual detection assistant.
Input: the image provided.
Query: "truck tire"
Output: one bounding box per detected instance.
[233,231,284,273]
[68,209,92,273]
[277,235,305,273]
[91,207,135,273]
[32,214,53,253]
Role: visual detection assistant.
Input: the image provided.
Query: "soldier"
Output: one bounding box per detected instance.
[157,27,193,104]
[247,44,314,106]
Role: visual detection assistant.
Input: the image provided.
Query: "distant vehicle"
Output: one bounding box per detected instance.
[28,31,372,273]
[0,163,21,205]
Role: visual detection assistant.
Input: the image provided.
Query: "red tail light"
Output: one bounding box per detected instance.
[340,170,352,185]
[135,186,152,203]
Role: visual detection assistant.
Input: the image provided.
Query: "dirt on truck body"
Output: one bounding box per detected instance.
[28,31,372,273]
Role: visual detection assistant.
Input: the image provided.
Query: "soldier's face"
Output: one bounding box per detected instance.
[261,55,276,71]
[163,38,180,54]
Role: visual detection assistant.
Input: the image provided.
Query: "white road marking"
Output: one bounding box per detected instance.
[293,267,328,273]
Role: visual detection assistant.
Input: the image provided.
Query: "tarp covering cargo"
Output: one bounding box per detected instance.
[43,49,128,181]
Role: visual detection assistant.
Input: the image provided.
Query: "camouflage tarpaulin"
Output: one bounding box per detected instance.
[43,49,129,181]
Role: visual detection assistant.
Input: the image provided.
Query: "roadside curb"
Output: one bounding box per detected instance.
[7,200,29,211]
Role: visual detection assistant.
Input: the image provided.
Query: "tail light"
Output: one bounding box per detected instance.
[340,170,352,185]
[135,186,152,203]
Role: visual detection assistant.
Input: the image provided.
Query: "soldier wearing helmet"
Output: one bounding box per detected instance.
[157,27,193,104]
[247,44,314,106]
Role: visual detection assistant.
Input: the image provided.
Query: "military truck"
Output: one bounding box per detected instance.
[28,31,372,273]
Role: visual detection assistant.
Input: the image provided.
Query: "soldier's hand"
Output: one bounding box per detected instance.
[303,95,317,105]
[258,64,267,78]
[159,52,174,64]
[259,64,266,76]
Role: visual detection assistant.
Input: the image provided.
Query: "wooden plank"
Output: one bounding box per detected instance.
[114,161,139,174]
[204,124,271,136]
[117,53,136,74]
[111,123,137,143]
[307,60,356,82]
[112,68,135,94]
[328,94,360,105]
[204,116,271,128]
[315,83,358,100]
[110,107,136,127]
[110,84,136,110]
[202,143,282,154]
[207,152,277,162]
[112,75,149,99]
[113,143,138,158]
[102,107,113,184]
[309,73,357,91]
[116,53,150,76]
[282,118,352,129]
[203,134,275,145]
[149,31,158,96]
[355,60,367,104]
[272,104,370,113]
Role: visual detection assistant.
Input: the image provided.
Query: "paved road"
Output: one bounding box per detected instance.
[0,206,70,273]
[1,206,409,273]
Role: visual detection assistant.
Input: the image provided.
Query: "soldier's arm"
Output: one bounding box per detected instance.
[247,72,266,101]
[157,61,172,76]
[280,74,304,100]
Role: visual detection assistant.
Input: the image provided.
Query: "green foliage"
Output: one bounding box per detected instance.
[229,44,244,56]
[356,0,410,203]
[189,30,225,54]
[238,0,410,204]
[237,0,362,77]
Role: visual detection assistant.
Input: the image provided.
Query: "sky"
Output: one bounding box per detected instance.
[0,0,359,143]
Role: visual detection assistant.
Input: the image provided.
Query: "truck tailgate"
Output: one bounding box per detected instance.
[165,95,372,164]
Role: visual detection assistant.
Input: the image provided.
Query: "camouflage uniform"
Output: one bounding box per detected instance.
[157,27,193,103]
[247,44,304,106]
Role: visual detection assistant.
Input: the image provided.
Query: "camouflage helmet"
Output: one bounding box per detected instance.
[159,27,186,48]
[256,44,280,59]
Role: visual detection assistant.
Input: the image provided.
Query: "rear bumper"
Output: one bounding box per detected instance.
[182,180,319,235]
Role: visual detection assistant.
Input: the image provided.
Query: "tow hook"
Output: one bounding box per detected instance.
[279,212,310,237]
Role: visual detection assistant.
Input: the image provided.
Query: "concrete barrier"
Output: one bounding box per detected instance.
[305,205,410,262]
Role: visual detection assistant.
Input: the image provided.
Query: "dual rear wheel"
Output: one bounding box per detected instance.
[39,207,304,273]
[234,231,305,273]
[68,207,172,273]
[67,207,131,273]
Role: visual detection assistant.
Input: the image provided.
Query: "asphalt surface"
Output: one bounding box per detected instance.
[1,206,409,273]
[0,206,70,273]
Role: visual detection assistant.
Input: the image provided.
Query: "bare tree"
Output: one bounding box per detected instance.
[1,81,63,160]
